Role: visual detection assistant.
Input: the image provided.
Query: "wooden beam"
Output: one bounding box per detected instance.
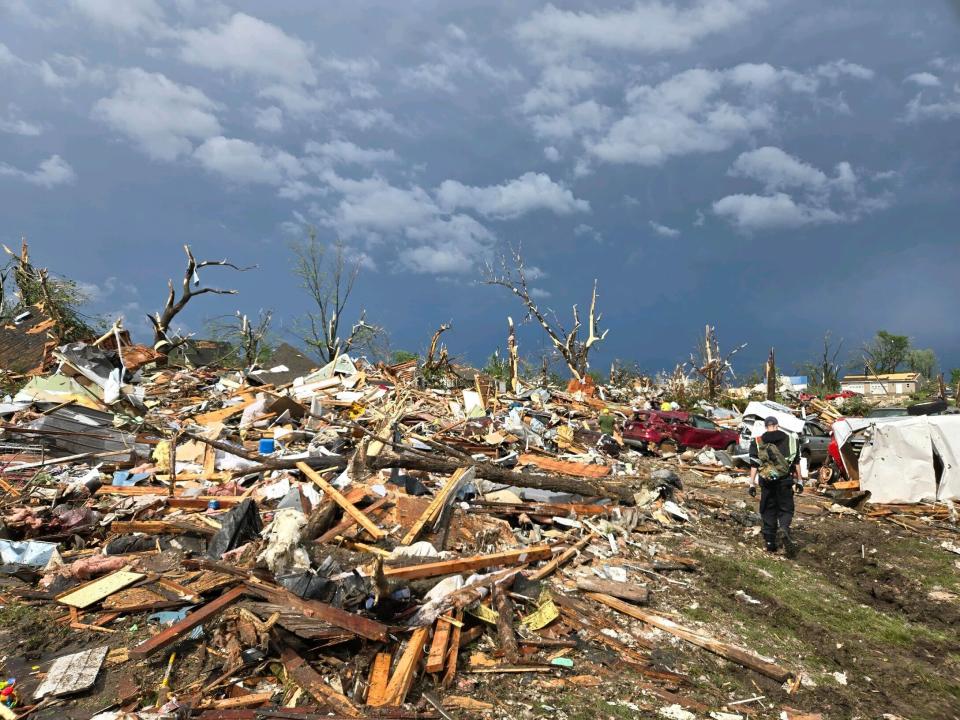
[576,578,648,605]
[366,651,392,706]
[245,582,389,642]
[297,461,386,540]
[279,646,361,717]
[441,609,462,689]
[492,586,518,662]
[587,593,792,682]
[400,467,473,546]
[383,545,552,581]
[314,494,391,545]
[374,627,429,707]
[527,532,595,581]
[425,615,453,673]
[130,585,244,658]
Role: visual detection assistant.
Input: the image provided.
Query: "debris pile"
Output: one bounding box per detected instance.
[0,340,955,719]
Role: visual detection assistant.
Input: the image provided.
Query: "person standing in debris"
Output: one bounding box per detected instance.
[748,417,802,556]
[598,407,616,435]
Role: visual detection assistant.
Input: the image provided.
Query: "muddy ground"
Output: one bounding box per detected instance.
[0,468,957,719]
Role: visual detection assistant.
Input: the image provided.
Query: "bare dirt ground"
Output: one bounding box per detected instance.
[0,467,957,720]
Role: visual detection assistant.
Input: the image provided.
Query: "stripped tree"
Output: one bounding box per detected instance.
[691,324,746,400]
[292,231,381,363]
[149,245,252,352]
[484,246,608,382]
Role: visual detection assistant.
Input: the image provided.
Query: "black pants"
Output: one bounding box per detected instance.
[759,477,795,547]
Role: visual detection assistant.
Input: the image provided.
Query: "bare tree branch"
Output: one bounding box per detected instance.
[149,244,254,352]
[483,244,608,381]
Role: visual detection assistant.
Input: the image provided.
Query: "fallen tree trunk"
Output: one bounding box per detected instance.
[369,450,637,503]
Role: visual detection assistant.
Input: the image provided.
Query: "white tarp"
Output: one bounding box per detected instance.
[838,414,960,503]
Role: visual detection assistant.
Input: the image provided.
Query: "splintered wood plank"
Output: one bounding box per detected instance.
[374,627,429,707]
[58,570,145,609]
[400,466,473,546]
[130,585,245,658]
[280,646,361,717]
[425,615,453,673]
[383,545,553,581]
[576,578,649,605]
[366,651,392,706]
[297,461,386,540]
[587,592,792,682]
[245,582,389,642]
[441,609,463,689]
[34,645,108,699]
[527,532,595,581]
[517,454,611,478]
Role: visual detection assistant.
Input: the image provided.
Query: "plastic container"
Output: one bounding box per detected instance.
[258,438,276,454]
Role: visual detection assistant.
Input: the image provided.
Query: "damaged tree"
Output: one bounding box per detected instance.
[292,231,381,364]
[150,245,252,353]
[2,238,96,341]
[506,317,520,393]
[484,246,608,382]
[691,325,746,401]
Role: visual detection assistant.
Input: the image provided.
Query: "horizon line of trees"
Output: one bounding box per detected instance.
[2,235,955,396]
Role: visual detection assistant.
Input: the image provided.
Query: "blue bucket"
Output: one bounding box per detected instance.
[258,438,276,454]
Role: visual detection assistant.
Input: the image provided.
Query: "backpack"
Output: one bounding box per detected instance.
[757,437,793,479]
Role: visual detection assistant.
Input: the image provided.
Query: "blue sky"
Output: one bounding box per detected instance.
[2,0,959,376]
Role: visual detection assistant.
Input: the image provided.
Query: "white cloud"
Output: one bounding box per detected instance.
[254,106,283,132]
[904,72,940,87]
[179,13,316,86]
[714,147,891,231]
[193,136,304,186]
[521,64,602,113]
[587,63,841,166]
[816,59,874,82]
[400,43,518,93]
[71,0,167,36]
[321,173,439,234]
[342,108,399,131]
[530,287,552,299]
[93,68,221,160]
[0,44,105,87]
[304,140,397,167]
[713,192,839,230]
[515,0,767,61]
[543,146,561,162]
[446,23,467,42]
[436,172,589,219]
[530,100,611,141]
[649,221,680,237]
[0,105,41,136]
[258,84,339,116]
[728,146,828,192]
[400,214,494,274]
[0,154,76,188]
[573,223,603,242]
[903,89,960,122]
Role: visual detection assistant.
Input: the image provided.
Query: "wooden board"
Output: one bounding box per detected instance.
[425,615,453,673]
[587,593,791,682]
[297,461,386,540]
[383,545,553,581]
[280,646,361,717]
[517,454,611,478]
[374,627,430,707]
[576,577,649,604]
[366,652,392,706]
[400,466,474,545]
[58,570,145,609]
[130,585,245,658]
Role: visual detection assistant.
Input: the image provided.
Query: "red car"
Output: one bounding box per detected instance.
[623,411,739,453]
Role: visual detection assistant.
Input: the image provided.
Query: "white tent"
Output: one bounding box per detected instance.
[836,415,960,503]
